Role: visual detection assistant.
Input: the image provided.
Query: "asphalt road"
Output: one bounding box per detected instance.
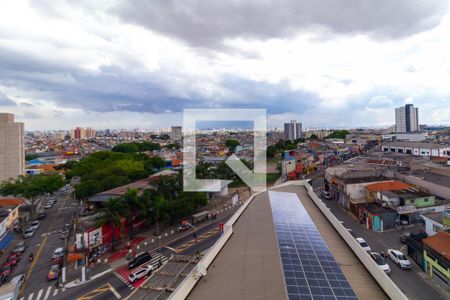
[13,191,74,300]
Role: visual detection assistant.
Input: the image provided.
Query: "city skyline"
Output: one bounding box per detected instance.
[1,1,450,130]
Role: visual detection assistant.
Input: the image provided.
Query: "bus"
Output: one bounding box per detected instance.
[191,211,209,225]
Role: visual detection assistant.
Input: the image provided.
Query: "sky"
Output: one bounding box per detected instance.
[0,0,450,130]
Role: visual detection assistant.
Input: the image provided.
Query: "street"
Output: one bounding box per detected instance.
[310,176,449,300]
[12,191,74,300]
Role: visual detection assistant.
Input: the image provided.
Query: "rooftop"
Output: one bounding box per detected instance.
[404,170,450,188]
[188,185,387,300]
[366,180,411,192]
[383,141,450,149]
[423,232,450,261]
[421,212,444,224]
[339,176,387,185]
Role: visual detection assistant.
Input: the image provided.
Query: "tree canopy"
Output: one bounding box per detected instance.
[112,142,161,153]
[325,130,349,139]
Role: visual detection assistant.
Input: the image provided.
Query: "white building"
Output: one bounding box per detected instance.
[0,113,24,182]
[382,141,450,159]
[395,104,419,133]
[284,120,302,141]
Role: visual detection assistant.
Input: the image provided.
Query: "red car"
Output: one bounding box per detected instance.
[0,265,12,280]
[4,253,20,267]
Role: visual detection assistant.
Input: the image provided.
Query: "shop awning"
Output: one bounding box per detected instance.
[0,231,14,249]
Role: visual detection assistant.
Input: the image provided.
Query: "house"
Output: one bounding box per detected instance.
[421,210,450,236]
[360,203,397,232]
[365,180,411,203]
[423,232,450,291]
[382,141,450,160]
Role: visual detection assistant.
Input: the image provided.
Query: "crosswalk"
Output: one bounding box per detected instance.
[113,251,169,289]
[19,285,66,300]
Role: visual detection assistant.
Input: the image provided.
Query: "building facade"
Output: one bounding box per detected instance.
[171,126,182,141]
[284,120,302,141]
[395,104,419,133]
[0,113,24,182]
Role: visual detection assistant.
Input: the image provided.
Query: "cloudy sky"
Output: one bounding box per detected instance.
[1,0,449,130]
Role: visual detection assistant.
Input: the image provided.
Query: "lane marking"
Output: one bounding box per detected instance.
[21,236,48,293]
[109,283,122,299]
[43,286,52,300]
[53,289,58,296]
[35,289,43,300]
[27,293,34,300]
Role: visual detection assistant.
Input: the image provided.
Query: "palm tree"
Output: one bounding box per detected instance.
[151,194,169,237]
[123,189,140,240]
[95,197,128,251]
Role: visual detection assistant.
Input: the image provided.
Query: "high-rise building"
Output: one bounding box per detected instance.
[395,104,419,133]
[284,120,302,141]
[171,126,182,141]
[70,127,95,140]
[0,113,24,182]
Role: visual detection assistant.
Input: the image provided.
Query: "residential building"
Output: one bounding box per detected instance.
[70,127,95,140]
[421,210,450,236]
[284,120,302,141]
[423,232,450,291]
[0,113,24,182]
[85,127,96,139]
[382,141,450,159]
[171,126,182,141]
[395,104,419,133]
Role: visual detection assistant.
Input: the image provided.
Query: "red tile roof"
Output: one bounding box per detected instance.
[365,181,411,192]
[423,232,450,261]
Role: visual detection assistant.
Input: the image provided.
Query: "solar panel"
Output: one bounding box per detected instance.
[269,191,358,300]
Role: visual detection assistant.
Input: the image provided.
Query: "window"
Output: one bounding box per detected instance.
[433,224,442,233]
[424,198,428,202]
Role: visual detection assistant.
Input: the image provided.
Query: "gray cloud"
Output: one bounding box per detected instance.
[0,91,16,106]
[114,0,448,47]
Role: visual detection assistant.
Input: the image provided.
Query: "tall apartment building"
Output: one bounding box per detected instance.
[395,104,419,133]
[0,113,24,182]
[171,126,182,141]
[284,120,302,141]
[70,127,95,140]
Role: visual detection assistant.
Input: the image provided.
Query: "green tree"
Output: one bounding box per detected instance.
[325,130,350,139]
[25,154,38,161]
[151,195,170,236]
[95,197,128,250]
[267,145,277,158]
[310,133,318,140]
[225,139,240,152]
[0,174,66,216]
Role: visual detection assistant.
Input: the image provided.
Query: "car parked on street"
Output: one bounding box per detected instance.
[356,237,371,252]
[23,227,36,239]
[51,247,65,259]
[12,242,27,254]
[370,252,391,274]
[128,252,152,269]
[0,265,12,283]
[9,274,25,289]
[321,190,331,200]
[128,264,154,283]
[30,220,41,230]
[36,212,47,220]
[400,232,410,243]
[387,249,411,270]
[4,253,20,267]
[44,203,53,209]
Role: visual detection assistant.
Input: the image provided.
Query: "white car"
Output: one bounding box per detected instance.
[356,237,371,252]
[30,220,41,229]
[52,247,65,259]
[128,264,154,283]
[370,252,391,274]
[23,227,36,239]
[10,274,25,289]
[387,249,411,270]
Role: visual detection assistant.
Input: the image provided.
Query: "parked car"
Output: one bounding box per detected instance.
[47,264,59,281]
[12,242,27,254]
[128,252,152,269]
[51,247,65,259]
[9,274,25,289]
[321,191,331,200]
[400,232,411,243]
[44,203,53,209]
[30,220,41,230]
[177,223,191,232]
[0,265,12,282]
[36,212,47,220]
[356,237,371,252]
[23,227,36,239]
[4,253,20,267]
[128,264,154,283]
[370,252,391,274]
[387,249,411,270]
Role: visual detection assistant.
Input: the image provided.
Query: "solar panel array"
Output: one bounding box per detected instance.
[269,191,358,300]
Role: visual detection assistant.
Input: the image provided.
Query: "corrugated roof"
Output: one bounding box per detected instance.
[365,180,411,192]
[0,198,24,206]
[423,232,450,261]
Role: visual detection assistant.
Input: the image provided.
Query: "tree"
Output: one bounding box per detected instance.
[310,134,318,140]
[225,139,240,152]
[95,197,128,250]
[325,130,349,139]
[267,145,277,158]
[144,156,165,173]
[25,154,38,161]
[151,195,170,236]
[0,174,66,217]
